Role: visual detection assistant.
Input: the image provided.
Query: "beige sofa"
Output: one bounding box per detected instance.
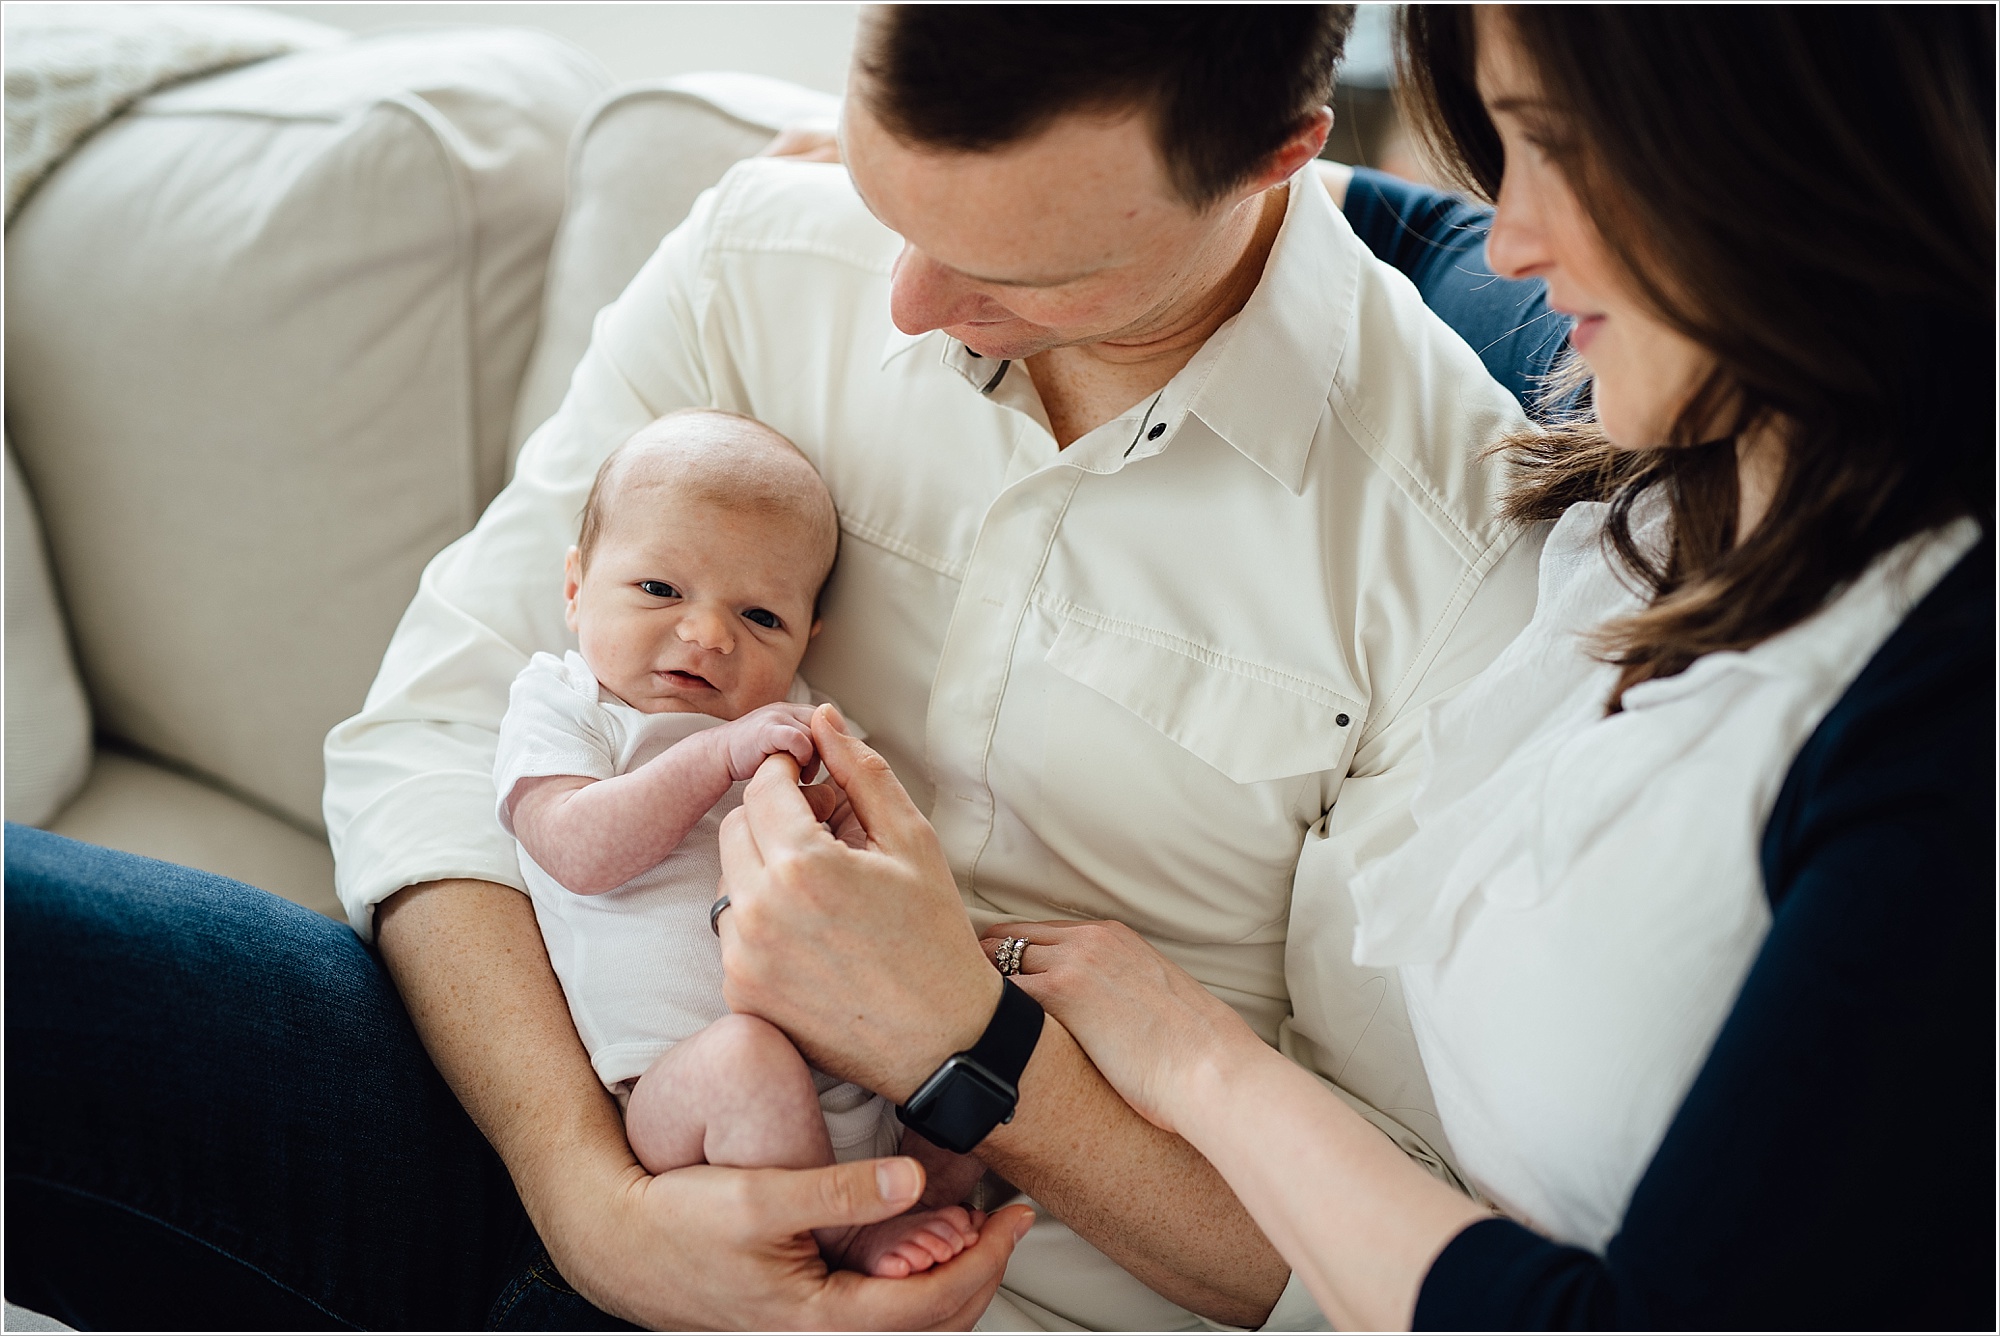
[4,22,839,922]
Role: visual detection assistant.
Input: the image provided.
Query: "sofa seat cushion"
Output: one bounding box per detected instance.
[4,439,92,827]
[49,750,339,921]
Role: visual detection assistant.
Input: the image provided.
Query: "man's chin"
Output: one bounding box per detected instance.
[945,322,1063,361]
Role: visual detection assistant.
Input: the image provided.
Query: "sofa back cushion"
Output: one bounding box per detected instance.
[4,30,606,830]
[509,72,840,458]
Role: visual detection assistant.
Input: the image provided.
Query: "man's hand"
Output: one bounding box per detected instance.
[716,706,1000,1102]
[376,878,1028,1329]
[710,701,819,782]
[715,714,1294,1326]
[558,1153,1032,1331]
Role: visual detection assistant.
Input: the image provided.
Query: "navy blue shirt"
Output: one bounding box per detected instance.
[1342,166,1584,422]
[1342,174,1996,1329]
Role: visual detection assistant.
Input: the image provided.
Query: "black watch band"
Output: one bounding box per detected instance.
[894,978,1045,1155]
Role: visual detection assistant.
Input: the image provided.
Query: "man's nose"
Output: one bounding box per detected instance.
[676,604,734,652]
[888,245,991,335]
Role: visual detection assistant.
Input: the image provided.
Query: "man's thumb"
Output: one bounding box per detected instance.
[811,706,922,841]
[773,1156,926,1234]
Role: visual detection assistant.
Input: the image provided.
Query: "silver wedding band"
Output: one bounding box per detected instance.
[709,894,731,936]
[994,935,1029,976]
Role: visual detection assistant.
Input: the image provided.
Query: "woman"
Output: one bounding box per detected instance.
[979,7,1993,1329]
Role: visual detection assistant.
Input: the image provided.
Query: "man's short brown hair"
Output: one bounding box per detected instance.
[856,4,1354,209]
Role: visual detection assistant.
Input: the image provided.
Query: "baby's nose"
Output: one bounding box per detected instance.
[677,605,734,651]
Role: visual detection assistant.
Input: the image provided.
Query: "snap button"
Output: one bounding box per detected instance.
[1147,422,1167,440]
[1335,713,1350,727]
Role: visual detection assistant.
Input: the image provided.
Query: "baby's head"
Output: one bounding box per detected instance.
[565,409,838,719]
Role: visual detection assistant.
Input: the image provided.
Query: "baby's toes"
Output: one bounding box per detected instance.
[890,1239,942,1274]
[867,1249,914,1280]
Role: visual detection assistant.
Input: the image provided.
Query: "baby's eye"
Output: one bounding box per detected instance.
[743,608,782,630]
[638,581,679,599]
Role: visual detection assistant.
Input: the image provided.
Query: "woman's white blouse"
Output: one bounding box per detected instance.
[1349,499,1978,1250]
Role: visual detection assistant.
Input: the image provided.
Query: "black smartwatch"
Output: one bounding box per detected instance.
[895,978,1045,1155]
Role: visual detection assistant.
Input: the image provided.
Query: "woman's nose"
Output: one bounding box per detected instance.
[1484,172,1551,283]
[888,244,990,335]
[676,605,734,652]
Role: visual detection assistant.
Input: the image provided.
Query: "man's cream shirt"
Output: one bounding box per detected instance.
[324,159,1541,1330]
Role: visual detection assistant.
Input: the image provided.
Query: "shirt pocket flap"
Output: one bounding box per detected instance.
[1045,614,1361,784]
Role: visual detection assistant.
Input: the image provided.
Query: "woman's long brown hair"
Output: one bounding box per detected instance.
[1398,6,1993,707]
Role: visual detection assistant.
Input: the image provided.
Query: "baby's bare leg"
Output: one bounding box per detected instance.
[626,1012,831,1174]
[624,1013,981,1278]
[901,1128,991,1210]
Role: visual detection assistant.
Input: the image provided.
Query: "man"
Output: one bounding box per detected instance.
[325,7,1538,1328]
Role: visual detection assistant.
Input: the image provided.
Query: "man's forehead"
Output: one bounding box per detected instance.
[843,95,1196,285]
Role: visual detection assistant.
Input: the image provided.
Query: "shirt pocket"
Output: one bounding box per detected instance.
[1043,611,1363,785]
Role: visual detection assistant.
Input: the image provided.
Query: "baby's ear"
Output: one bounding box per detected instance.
[809,617,824,640]
[562,546,584,631]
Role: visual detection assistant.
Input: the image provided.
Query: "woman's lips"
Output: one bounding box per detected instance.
[1568,314,1607,353]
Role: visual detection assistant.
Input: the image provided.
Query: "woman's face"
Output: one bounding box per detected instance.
[1475,12,1714,449]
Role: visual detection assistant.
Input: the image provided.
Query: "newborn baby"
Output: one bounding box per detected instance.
[494,409,983,1277]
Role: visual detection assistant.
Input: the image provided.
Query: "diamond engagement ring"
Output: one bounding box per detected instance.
[994,936,1029,976]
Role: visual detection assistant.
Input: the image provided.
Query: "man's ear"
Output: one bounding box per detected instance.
[563,546,584,633]
[1247,106,1336,196]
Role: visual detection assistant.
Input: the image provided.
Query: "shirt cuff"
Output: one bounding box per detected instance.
[331,768,526,940]
[1414,1216,1611,1330]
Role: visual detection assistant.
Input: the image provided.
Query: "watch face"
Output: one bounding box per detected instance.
[904,1057,1015,1156]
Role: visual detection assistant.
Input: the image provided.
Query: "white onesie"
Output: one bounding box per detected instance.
[494,650,898,1162]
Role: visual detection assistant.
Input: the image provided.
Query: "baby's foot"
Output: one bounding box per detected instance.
[834,1205,981,1278]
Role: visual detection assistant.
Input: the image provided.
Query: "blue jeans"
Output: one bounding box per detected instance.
[4,825,633,1330]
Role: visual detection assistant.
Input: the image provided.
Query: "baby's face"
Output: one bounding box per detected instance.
[564,491,822,719]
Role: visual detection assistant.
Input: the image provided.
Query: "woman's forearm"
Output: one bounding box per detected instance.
[980,1019,1291,1327]
[1177,1044,1490,1331]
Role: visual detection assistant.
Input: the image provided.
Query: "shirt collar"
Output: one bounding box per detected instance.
[1178,168,1355,495]
[878,167,1359,494]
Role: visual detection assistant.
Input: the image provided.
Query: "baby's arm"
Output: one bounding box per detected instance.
[510,703,818,894]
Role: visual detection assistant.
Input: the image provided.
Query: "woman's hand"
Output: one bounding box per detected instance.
[761,122,842,163]
[555,1153,1032,1330]
[976,920,1268,1137]
[716,706,1002,1103]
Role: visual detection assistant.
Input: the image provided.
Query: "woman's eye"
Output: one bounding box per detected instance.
[638,581,679,599]
[744,608,781,630]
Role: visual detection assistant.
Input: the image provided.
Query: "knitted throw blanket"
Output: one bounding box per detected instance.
[3,3,338,224]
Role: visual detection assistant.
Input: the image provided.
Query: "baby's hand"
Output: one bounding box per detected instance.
[712,702,819,782]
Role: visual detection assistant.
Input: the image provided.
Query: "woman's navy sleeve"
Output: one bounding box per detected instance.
[1340,167,1578,420]
[1414,541,1996,1330]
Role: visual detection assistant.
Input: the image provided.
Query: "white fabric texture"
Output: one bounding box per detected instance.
[325,157,1543,1328]
[494,651,892,1157]
[512,73,842,460]
[5,29,605,831]
[1351,500,1981,1250]
[3,440,92,826]
[1,1,338,222]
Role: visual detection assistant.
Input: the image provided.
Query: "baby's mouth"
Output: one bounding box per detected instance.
[659,669,714,691]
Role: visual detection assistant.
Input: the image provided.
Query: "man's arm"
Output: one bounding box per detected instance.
[720,722,1292,1327]
[982,1014,1292,1324]
[375,876,1030,1330]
